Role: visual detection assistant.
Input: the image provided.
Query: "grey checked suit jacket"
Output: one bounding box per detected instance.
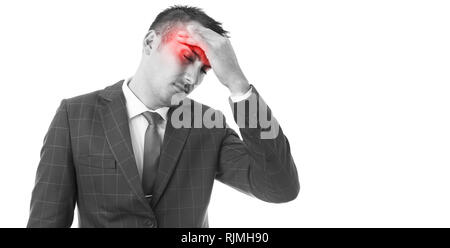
[27,80,299,228]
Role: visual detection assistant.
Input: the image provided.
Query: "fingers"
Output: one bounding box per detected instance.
[176,35,198,47]
[187,24,231,52]
[176,30,204,47]
[176,30,211,57]
[176,30,211,67]
[188,24,221,41]
[175,24,229,62]
[177,24,225,47]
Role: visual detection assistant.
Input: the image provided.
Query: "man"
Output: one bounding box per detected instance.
[27,5,299,228]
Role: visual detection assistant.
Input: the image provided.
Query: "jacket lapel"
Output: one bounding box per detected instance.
[151,103,191,207]
[98,80,151,211]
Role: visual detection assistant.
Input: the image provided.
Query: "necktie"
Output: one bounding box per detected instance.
[142,111,163,197]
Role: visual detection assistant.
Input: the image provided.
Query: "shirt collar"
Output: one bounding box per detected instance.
[122,77,169,121]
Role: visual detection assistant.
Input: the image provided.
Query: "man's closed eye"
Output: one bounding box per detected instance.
[183,54,209,74]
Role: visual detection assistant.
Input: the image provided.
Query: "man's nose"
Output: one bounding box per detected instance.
[183,67,199,85]
[183,75,195,85]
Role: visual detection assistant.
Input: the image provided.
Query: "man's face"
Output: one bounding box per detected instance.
[143,23,211,106]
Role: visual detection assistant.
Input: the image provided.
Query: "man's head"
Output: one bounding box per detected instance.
[139,5,228,107]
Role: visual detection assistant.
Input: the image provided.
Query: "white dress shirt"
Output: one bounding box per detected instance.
[122,77,252,180]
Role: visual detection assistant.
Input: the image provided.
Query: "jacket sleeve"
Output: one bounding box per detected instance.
[216,86,300,203]
[27,100,77,227]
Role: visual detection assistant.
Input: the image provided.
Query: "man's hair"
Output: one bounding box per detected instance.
[149,5,229,42]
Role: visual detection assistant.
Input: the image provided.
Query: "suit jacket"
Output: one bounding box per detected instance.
[27,80,299,228]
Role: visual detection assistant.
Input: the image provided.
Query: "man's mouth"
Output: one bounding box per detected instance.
[173,82,190,94]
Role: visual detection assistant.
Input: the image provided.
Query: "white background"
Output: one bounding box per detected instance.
[0,0,449,227]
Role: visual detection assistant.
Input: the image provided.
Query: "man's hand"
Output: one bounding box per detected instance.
[176,24,250,95]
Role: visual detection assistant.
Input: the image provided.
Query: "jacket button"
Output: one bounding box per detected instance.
[144,218,156,228]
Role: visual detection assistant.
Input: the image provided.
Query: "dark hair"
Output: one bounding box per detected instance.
[149,5,229,42]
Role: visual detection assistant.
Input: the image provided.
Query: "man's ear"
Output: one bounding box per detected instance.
[143,30,157,55]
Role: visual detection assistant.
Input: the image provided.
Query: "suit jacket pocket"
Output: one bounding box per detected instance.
[77,155,116,169]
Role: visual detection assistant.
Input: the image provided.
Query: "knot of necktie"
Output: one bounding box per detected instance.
[142,111,163,126]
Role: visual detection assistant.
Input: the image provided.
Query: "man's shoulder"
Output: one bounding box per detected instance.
[65,89,102,105]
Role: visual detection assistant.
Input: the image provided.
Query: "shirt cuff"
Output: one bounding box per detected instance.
[229,86,253,102]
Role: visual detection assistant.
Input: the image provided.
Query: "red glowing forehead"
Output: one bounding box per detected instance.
[165,27,210,67]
